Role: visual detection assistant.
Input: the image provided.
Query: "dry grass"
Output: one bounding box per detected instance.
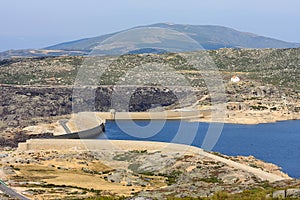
[10,158,166,197]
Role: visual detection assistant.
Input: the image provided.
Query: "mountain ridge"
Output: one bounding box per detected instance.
[1,23,300,59]
[45,23,300,51]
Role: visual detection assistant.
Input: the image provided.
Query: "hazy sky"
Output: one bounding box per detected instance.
[1,0,299,51]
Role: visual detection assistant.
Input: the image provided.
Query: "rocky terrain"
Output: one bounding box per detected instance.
[1,48,299,91]
[0,47,299,199]
[0,48,299,144]
[0,145,298,199]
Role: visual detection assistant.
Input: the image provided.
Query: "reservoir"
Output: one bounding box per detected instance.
[96,120,300,178]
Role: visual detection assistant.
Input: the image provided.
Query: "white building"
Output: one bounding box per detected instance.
[231,75,240,83]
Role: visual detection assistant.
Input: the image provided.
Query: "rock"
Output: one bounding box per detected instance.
[108,174,122,183]
[0,154,8,158]
[175,193,189,198]
[0,106,3,115]
[2,166,16,175]
[82,167,94,173]
[272,190,286,199]
[286,188,300,197]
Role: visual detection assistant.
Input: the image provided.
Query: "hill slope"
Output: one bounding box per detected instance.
[1,23,299,59]
[46,23,300,51]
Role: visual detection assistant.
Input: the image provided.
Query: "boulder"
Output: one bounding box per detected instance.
[286,188,300,197]
[272,190,285,199]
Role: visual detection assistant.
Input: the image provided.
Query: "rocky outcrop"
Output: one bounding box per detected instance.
[0,84,180,129]
[0,130,53,148]
[0,141,291,199]
[0,49,299,140]
[272,188,300,198]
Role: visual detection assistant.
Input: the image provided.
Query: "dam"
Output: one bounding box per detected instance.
[53,110,203,139]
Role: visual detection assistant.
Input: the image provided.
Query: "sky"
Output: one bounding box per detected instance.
[1,0,300,51]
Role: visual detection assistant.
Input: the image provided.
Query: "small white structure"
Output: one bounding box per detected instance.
[231,75,240,83]
[110,109,116,120]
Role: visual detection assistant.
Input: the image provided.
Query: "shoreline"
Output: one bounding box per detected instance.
[194,114,300,125]
[99,110,300,125]
[20,111,299,137]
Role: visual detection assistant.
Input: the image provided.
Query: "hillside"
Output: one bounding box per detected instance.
[46,23,300,51]
[0,47,299,199]
[0,140,297,199]
[0,48,299,142]
[1,48,299,91]
[1,23,300,59]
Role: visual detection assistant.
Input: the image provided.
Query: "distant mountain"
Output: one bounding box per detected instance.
[46,23,300,51]
[1,23,300,59]
[0,49,89,59]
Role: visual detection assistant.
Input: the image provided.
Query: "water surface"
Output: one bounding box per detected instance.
[96,120,300,178]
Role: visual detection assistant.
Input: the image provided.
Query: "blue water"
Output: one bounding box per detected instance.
[96,120,300,178]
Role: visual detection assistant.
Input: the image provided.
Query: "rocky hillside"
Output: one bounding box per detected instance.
[0,48,299,146]
[0,48,299,199]
[0,146,297,199]
[1,48,299,91]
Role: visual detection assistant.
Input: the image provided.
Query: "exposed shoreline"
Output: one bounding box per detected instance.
[194,110,300,125]
[65,111,300,132]
[19,110,300,138]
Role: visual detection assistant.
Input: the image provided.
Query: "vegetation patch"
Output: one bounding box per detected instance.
[199,176,223,184]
